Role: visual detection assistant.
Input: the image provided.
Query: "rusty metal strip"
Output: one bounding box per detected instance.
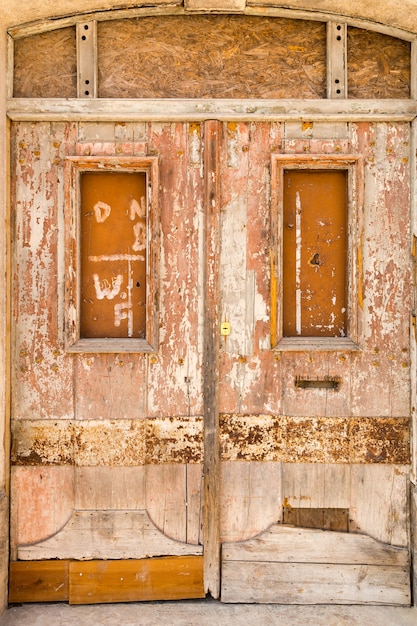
[11,415,410,466]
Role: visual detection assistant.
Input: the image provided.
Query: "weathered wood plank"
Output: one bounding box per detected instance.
[145,464,187,543]
[282,463,351,509]
[282,507,349,531]
[7,98,417,122]
[11,466,74,550]
[350,465,408,547]
[186,464,203,545]
[9,560,70,603]
[69,556,204,604]
[145,122,203,418]
[222,525,409,566]
[76,21,97,99]
[327,22,347,99]
[75,466,146,511]
[220,461,282,542]
[17,511,203,560]
[221,561,410,605]
[203,120,221,598]
[11,121,75,421]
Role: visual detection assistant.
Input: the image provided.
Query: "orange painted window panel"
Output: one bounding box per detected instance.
[80,172,147,339]
[283,170,347,337]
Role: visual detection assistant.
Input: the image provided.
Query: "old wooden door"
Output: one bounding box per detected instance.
[10,118,412,606]
[7,13,412,607]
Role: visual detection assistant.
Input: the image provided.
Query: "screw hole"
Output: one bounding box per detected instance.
[337,35,342,41]
[81,35,87,41]
[336,89,341,94]
[84,24,89,30]
[85,79,90,85]
[335,79,340,84]
[337,24,342,30]
[85,91,90,96]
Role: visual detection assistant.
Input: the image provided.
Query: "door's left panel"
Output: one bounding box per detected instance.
[9,121,205,604]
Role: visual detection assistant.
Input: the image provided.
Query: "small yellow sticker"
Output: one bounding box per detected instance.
[220,322,231,336]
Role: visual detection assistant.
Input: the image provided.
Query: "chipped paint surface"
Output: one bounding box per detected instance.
[10,119,412,555]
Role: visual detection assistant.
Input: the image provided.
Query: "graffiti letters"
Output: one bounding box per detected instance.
[93,274,123,300]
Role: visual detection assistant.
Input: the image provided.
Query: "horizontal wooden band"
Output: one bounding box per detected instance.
[9,556,205,604]
[7,98,417,123]
[11,415,409,465]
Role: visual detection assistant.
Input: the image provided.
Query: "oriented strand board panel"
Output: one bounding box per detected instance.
[9,561,70,603]
[69,556,204,604]
[13,27,77,98]
[97,16,326,99]
[347,27,410,98]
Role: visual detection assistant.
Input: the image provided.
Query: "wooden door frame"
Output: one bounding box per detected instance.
[4,5,417,604]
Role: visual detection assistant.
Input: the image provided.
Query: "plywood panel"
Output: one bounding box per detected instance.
[282,170,347,337]
[9,561,70,603]
[13,27,77,98]
[69,557,204,604]
[347,28,410,99]
[98,16,326,99]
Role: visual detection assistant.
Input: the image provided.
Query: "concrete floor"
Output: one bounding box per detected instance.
[1,600,417,626]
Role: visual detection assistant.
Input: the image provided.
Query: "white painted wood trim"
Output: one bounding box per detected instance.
[410,39,417,100]
[327,21,347,99]
[76,21,97,99]
[6,99,417,122]
[6,35,13,99]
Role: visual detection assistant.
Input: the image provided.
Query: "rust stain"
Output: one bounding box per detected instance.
[11,415,410,466]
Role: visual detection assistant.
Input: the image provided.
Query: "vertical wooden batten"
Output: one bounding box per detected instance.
[203,120,221,598]
[327,21,347,99]
[76,21,97,98]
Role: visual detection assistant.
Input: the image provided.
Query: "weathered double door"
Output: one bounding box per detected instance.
[10,117,412,605]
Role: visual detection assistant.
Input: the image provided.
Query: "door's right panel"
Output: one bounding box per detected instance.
[219,120,411,604]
